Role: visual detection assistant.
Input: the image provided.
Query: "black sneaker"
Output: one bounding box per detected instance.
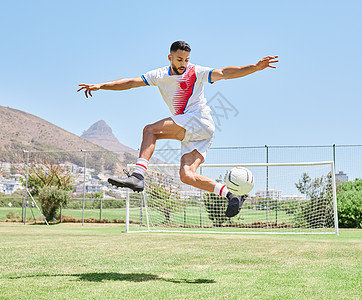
[225,192,247,218]
[108,170,144,192]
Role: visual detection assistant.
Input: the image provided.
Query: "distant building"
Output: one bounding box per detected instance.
[75,180,102,194]
[336,171,348,183]
[280,194,306,202]
[180,190,202,198]
[0,179,24,195]
[0,162,11,173]
[255,189,282,200]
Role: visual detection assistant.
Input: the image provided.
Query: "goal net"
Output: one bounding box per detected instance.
[125,162,338,234]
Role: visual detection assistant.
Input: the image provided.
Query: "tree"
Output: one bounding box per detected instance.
[38,186,70,220]
[21,159,73,196]
[295,172,334,228]
[20,159,73,221]
[337,179,362,228]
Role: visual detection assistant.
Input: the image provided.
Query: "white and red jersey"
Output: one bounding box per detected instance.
[141,63,214,115]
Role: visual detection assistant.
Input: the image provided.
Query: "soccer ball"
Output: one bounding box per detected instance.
[225,167,255,196]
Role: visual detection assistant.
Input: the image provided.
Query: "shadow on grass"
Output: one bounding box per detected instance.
[10,272,215,284]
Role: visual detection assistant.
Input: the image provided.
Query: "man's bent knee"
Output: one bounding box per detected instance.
[143,124,155,136]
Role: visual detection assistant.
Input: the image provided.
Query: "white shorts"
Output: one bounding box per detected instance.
[171,108,215,161]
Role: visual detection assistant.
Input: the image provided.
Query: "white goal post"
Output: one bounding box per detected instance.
[125,161,339,235]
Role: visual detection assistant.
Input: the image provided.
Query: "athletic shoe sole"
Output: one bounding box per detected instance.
[108,178,144,192]
[225,198,241,218]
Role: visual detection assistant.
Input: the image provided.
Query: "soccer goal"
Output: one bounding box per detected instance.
[125,161,338,235]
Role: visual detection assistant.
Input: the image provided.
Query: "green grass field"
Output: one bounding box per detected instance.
[0,223,360,299]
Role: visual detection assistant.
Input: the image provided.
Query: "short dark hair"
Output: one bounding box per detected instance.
[170,41,191,53]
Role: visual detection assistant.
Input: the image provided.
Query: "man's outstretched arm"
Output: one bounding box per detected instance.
[77,76,147,98]
[211,56,278,83]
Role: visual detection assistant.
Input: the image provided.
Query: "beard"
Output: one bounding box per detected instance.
[171,64,186,75]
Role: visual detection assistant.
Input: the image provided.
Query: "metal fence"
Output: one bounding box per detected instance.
[0,144,361,224]
[154,144,362,181]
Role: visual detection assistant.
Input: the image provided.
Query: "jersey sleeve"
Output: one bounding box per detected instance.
[195,65,215,84]
[141,68,162,86]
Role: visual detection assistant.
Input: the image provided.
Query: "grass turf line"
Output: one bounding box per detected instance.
[0,223,361,299]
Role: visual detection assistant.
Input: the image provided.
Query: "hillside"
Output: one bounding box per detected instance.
[0,106,124,173]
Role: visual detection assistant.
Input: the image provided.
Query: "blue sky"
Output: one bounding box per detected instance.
[1,0,361,151]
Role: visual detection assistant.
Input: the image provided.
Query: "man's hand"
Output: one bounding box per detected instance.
[77,77,146,97]
[211,56,279,82]
[77,83,101,98]
[255,56,278,71]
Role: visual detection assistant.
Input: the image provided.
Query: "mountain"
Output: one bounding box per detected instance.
[0,105,123,173]
[81,120,138,161]
[81,120,166,165]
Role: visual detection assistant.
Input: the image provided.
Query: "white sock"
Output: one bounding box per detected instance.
[214,183,229,198]
[133,158,149,177]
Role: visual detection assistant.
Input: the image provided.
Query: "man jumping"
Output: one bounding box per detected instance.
[78,41,278,217]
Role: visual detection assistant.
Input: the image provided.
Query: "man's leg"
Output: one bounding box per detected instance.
[179,149,216,192]
[108,118,246,217]
[179,150,247,217]
[139,118,186,161]
[108,118,185,190]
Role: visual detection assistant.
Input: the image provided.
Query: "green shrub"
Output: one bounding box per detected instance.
[337,179,362,228]
[0,196,23,207]
[295,173,334,228]
[38,186,71,221]
[92,199,125,209]
[64,199,83,209]
[6,211,21,220]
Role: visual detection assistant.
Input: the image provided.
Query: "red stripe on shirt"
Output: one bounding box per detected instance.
[173,65,197,115]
